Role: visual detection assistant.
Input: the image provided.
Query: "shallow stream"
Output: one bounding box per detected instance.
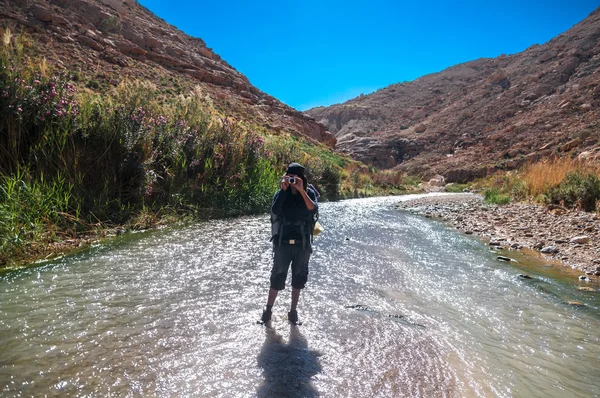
[1,195,599,397]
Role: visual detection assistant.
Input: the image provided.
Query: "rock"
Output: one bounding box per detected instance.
[533,242,545,250]
[497,256,512,262]
[567,300,584,306]
[77,35,104,51]
[547,204,568,215]
[84,29,99,39]
[595,271,600,276]
[98,0,128,15]
[115,40,146,56]
[578,286,595,292]
[537,49,557,63]
[32,6,53,22]
[519,274,533,279]
[320,130,337,148]
[561,138,582,152]
[541,245,559,254]
[570,236,590,244]
[428,175,446,187]
[198,47,213,59]
[414,124,427,133]
[554,239,568,244]
[465,230,473,235]
[578,275,588,280]
[144,35,161,51]
[581,103,592,110]
[121,23,145,48]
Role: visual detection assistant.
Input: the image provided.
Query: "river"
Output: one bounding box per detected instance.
[1,195,599,397]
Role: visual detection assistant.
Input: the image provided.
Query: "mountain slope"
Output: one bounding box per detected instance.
[306,8,600,181]
[0,0,336,147]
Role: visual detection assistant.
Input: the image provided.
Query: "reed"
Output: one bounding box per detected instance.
[519,157,599,197]
[0,31,419,264]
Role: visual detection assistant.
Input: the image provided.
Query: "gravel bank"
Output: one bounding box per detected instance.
[395,193,600,278]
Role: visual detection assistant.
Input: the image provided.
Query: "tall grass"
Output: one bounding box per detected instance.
[474,156,600,212]
[0,170,83,261]
[0,30,416,264]
[519,157,600,198]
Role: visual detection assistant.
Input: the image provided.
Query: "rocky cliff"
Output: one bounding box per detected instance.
[0,0,336,147]
[306,8,600,181]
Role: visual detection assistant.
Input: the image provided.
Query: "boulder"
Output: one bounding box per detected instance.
[32,6,53,22]
[50,14,69,25]
[166,46,184,57]
[428,175,446,186]
[414,124,427,133]
[537,49,557,63]
[121,23,145,48]
[98,0,127,15]
[144,35,161,51]
[191,55,205,67]
[198,47,213,59]
[77,35,104,51]
[84,29,99,39]
[115,40,146,56]
[320,131,337,148]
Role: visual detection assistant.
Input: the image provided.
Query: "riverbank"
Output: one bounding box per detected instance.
[395,193,600,278]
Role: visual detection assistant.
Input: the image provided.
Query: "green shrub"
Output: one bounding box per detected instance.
[546,172,600,211]
[445,183,468,193]
[483,188,511,204]
[0,30,422,263]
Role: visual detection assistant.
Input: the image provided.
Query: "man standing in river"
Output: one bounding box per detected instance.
[260,162,318,325]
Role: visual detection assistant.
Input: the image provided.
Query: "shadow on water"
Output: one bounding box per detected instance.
[257,326,321,398]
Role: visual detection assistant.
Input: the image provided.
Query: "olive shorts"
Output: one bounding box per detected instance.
[270,244,311,290]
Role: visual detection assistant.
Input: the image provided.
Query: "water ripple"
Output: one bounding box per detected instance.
[1,196,599,397]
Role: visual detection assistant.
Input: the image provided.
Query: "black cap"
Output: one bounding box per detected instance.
[286,162,305,176]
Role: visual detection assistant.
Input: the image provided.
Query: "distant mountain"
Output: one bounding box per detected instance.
[0,0,336,147]
[306,8,600,181]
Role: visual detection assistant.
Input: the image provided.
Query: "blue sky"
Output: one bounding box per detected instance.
[138,1,598,111]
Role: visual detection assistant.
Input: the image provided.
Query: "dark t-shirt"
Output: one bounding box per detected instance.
[271,188,318,241]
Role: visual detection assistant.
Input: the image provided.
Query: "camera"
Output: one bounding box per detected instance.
[288,177,296,184]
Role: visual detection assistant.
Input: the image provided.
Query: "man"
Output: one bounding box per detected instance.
[261,162,318,325]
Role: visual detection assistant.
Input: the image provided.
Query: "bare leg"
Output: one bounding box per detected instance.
[266,288,279,306]
[291,288,301,312]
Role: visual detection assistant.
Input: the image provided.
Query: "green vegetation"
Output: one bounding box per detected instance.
[483,188,511,205]
[546,172,600,212]
[445,183,468,193]
[473,157,600,212]
[0,30,417,265]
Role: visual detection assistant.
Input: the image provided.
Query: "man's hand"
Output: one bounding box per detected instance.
[291,176,304,190]
[281,175,290,191]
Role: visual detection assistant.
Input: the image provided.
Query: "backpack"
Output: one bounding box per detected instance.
[270,185,321,245]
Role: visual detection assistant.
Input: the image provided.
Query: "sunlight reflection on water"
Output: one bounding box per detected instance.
[1,194,599,397]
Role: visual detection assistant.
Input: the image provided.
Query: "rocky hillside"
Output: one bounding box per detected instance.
[306,8,600,181]
[0,0,336,147]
